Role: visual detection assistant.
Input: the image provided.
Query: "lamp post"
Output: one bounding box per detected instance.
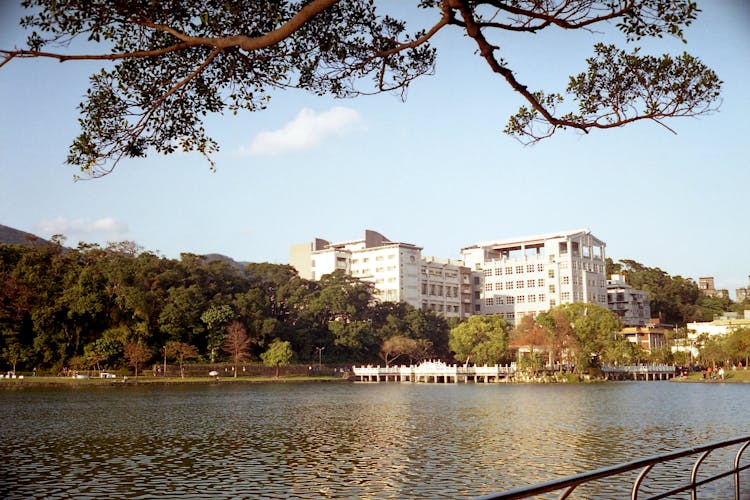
[163,346,167,377]
[315,346,325,369]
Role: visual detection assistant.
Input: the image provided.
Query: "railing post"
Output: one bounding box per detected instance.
[733,439,750,500]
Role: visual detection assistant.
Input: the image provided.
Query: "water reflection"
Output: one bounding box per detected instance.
[1,382,749,498]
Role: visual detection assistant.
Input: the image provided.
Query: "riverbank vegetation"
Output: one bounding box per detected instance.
[1,242,748,377]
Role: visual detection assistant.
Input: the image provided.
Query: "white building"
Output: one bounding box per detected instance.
[460,229,608,322]
[289,230,474,318]
[607,274,651,326]
[686,312,750,340]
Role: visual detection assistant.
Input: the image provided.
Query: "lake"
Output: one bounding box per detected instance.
[2,381,749,499]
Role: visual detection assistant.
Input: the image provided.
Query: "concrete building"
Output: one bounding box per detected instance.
[460,229,608,323]
[620,319,672,353]
[289,230,474,318]
[736,276,750,303]
[686,312,750,341]
[698,276,729,299]
[606,274,651,326]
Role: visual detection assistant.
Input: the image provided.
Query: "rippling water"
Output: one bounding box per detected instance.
[2,381,749,499]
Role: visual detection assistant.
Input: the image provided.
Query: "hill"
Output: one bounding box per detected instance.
[0,224,51,247]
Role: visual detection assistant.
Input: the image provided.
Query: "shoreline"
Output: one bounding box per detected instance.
[0,375,351,389]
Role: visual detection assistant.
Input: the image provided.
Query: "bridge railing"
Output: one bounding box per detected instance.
[602,364,676,373]
[474,435,750,500]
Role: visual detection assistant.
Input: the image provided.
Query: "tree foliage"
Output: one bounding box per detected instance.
[449,315,511,365]
[261,338,295,378]
[0,241,450,373]
[222,320,252,377]
[1,1,721,176]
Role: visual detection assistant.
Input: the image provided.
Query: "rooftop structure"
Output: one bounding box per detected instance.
[607,274,651,327]
[698,276,729,299]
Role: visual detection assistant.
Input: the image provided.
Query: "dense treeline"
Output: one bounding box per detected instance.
[2,242,747,375]
[0,241,450,374]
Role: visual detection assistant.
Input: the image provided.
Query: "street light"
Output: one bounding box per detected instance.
[315,346,325,369]
[163,345,167,377]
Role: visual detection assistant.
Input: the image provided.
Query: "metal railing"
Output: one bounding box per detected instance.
[475,436,750,500]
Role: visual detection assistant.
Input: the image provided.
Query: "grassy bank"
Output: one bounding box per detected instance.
[0,374,348,388]
[673,368,750,383]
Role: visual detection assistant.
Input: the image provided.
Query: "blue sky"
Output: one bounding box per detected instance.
[1,2,748,297]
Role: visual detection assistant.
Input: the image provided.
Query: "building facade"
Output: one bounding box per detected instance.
[736,276,750,303]
[460,229,608,322]
[606,274,651,326]
[698,276,729,299]
[289,230,475,318]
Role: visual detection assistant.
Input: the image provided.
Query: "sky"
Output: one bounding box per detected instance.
[1,1,749,298]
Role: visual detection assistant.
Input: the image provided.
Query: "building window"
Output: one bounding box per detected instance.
[376,255,384,261]
[517,296,525,303]
[506,281,514,289]
[549,284,556,293]
[537,264,544,272]
[562,276,570,285]
[495,283,503,290]
[485,283,493,291]
[496,297,504,305]
[422,283,427,295]
[537,278,545,287]
[548,269,555,278]
[363,258,369,263]
[486,298,494,306]
[505,267,513,274]
[550,299,556,307]
[561,292,571,301]
[516,280,524,288]
[539,293,546,302]
[516,266,524,274]
[484,269,493,277]
[528,294,536,303]
[507,296,515,304]
[527,279,535,288]
[494,268,502,276]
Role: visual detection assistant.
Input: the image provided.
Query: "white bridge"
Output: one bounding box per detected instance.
[352,360,516,383]
[352,361,677,383]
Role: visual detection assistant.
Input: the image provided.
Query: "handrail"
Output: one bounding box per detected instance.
[474,436,750,500]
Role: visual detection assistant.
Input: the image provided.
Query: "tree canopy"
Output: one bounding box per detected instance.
[1,0,721,177]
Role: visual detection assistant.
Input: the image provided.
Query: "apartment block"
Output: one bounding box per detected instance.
[289,230,474,318]
[461,229,608,322]
[606,274,651,326]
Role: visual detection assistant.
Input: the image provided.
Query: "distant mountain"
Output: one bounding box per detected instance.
[203,253,250,270]
[0,224,52,247]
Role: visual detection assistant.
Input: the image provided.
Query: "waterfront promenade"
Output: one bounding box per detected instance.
[352,361,677,383]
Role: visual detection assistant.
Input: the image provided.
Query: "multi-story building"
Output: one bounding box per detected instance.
[606,274,650,326]
[736,276,750,303]
[698,277,729,299]
[460,229,608,323]
[289,230,474,318]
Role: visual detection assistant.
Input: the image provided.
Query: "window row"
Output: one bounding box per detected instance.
[484,263,546,276]
[485,293,547,306]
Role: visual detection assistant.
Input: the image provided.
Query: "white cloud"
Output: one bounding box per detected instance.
[238,106,363,156]
[37,216,129,242]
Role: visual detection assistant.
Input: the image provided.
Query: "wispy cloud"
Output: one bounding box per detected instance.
[37,216,129,243]
[237,106,363,156]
